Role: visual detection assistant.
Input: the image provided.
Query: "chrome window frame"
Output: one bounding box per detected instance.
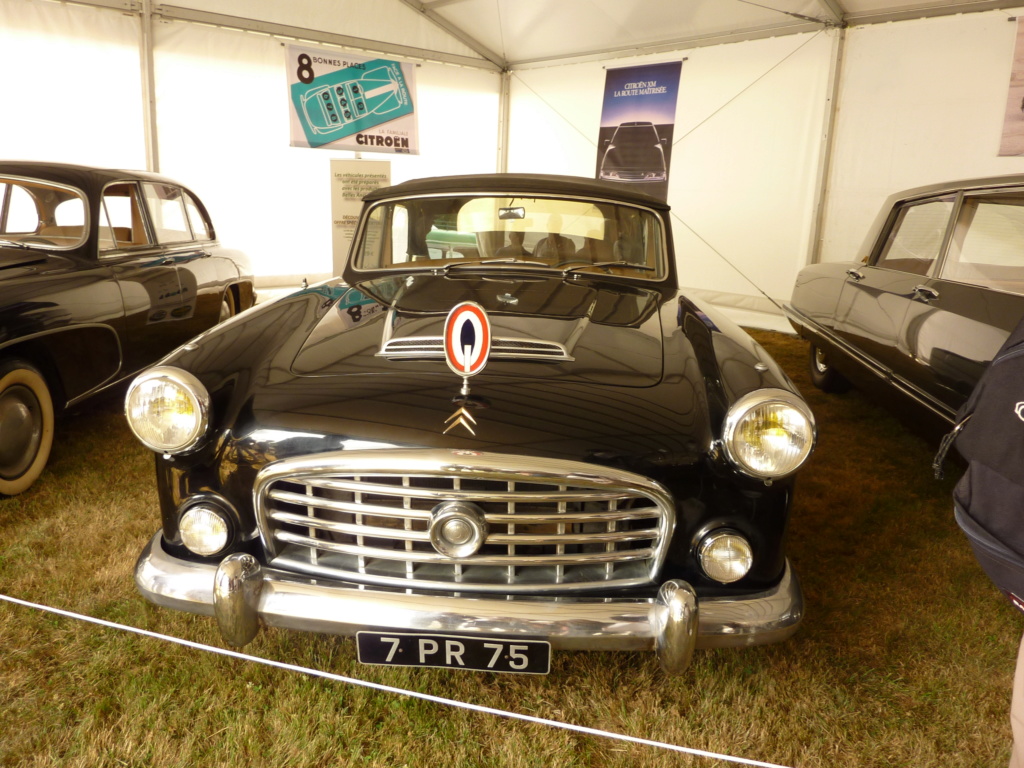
[0,174,89,251]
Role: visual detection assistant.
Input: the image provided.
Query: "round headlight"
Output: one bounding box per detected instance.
[179,505,230,556]
[722,388,815,480]
[698,530,753,583]
[125,367,210,454]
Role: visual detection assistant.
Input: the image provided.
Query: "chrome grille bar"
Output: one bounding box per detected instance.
[274,531,656,565]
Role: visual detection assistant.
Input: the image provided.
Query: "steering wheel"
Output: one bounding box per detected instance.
[19,237,56,246]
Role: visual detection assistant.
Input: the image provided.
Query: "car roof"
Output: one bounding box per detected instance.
[0,161,193,196]
[362,173,672,212]
[892,174,1024,203]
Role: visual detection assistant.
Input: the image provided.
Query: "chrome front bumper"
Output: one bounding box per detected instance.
[135,533,803,674]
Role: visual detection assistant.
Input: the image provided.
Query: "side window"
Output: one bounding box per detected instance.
[356,205,386,269]
[874,197,955,276]
[943,195,1024,294]
[142,183,192,244]
[100,183,152,251]
[183,192,212,241]
[4,184,40,233]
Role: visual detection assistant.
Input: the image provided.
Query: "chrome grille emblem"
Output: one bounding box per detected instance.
[428,501,488,558]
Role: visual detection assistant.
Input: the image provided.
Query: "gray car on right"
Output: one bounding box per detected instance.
[786,176,1024,434]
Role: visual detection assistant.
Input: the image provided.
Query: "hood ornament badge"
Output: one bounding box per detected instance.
[444,406,478,435]
[443,302,491,434]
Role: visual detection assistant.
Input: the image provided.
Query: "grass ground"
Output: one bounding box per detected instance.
[0,330,1018,767]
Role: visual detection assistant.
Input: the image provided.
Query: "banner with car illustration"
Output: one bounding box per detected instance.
[596,61,683,201]
[287,44,419,154]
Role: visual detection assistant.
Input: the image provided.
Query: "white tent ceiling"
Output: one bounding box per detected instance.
[401,0,1020,67]
[137,0,1023,71]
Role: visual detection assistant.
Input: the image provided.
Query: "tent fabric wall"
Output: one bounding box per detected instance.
[8,0,1024,329]
[0,0,500,285]
[0,0,147,168]
[507,31,836,330]
[819,9,1024,266]
[152,21,500,281]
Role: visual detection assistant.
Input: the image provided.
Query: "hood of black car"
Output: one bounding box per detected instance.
[290,274,665,387]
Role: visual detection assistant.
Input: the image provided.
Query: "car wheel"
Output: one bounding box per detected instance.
[808,343,851,394]
[219,288,237,323]
[0,359,55,496]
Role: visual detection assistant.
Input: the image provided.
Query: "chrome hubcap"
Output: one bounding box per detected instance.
[0,384,42,479]
[814,348,828,374]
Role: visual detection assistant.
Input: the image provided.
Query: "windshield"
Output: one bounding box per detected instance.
[353,194,666,279]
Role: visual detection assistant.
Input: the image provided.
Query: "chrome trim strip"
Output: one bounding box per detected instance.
[273,530,655,565]
[271,552,656,593]
[783,304,957,425]
[379,336,573,362]
[269,509,656,546]
[135,533,803,658]
[276,478,636,504]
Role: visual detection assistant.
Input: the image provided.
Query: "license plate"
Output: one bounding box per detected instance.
[356,630,551,675]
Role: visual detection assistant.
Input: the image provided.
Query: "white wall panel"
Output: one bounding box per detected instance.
[819,10,1024,267]
[0,0,146,167]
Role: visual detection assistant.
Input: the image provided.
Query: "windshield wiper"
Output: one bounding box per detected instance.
[563,261,656,276]
[442,258,553,274]
[0,238,31,250]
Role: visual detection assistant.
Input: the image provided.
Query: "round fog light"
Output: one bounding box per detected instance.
[698,531,753,584]
[180,505,230,556]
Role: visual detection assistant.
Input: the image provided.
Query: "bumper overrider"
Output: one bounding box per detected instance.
[135,533,803,674]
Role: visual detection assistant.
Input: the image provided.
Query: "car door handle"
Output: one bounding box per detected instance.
[913,285,939,302]
[846,268,865,281]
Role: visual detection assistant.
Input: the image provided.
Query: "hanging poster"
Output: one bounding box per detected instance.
[595,61,683,201]
[1001,19,1024,156]
[288,44,419,154]
[330,159,390,275]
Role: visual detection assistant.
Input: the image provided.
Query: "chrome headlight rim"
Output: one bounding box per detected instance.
[124,365,211,455]
[696,528,754,584]
[721,387,816,481]
[177,495,236,558]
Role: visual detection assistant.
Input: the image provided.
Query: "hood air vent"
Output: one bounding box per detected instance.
[378,336,572,362]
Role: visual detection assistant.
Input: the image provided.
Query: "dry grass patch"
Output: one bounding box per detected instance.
[0,332,1019,767]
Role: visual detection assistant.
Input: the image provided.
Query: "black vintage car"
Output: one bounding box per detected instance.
[127,174,814,674]
[0,161,254,495]
[598,121,668,183]
[786,176,1024,435]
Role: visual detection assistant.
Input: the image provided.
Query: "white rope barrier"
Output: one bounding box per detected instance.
[0,592,794,768]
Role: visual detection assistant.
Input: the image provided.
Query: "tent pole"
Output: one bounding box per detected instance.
[139,0,160,173]
[497,70,511,173]
[807,26,845,266]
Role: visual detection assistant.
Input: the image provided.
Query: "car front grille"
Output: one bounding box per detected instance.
[254,450,674,593]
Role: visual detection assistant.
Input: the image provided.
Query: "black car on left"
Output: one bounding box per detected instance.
[0,161,254,495]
